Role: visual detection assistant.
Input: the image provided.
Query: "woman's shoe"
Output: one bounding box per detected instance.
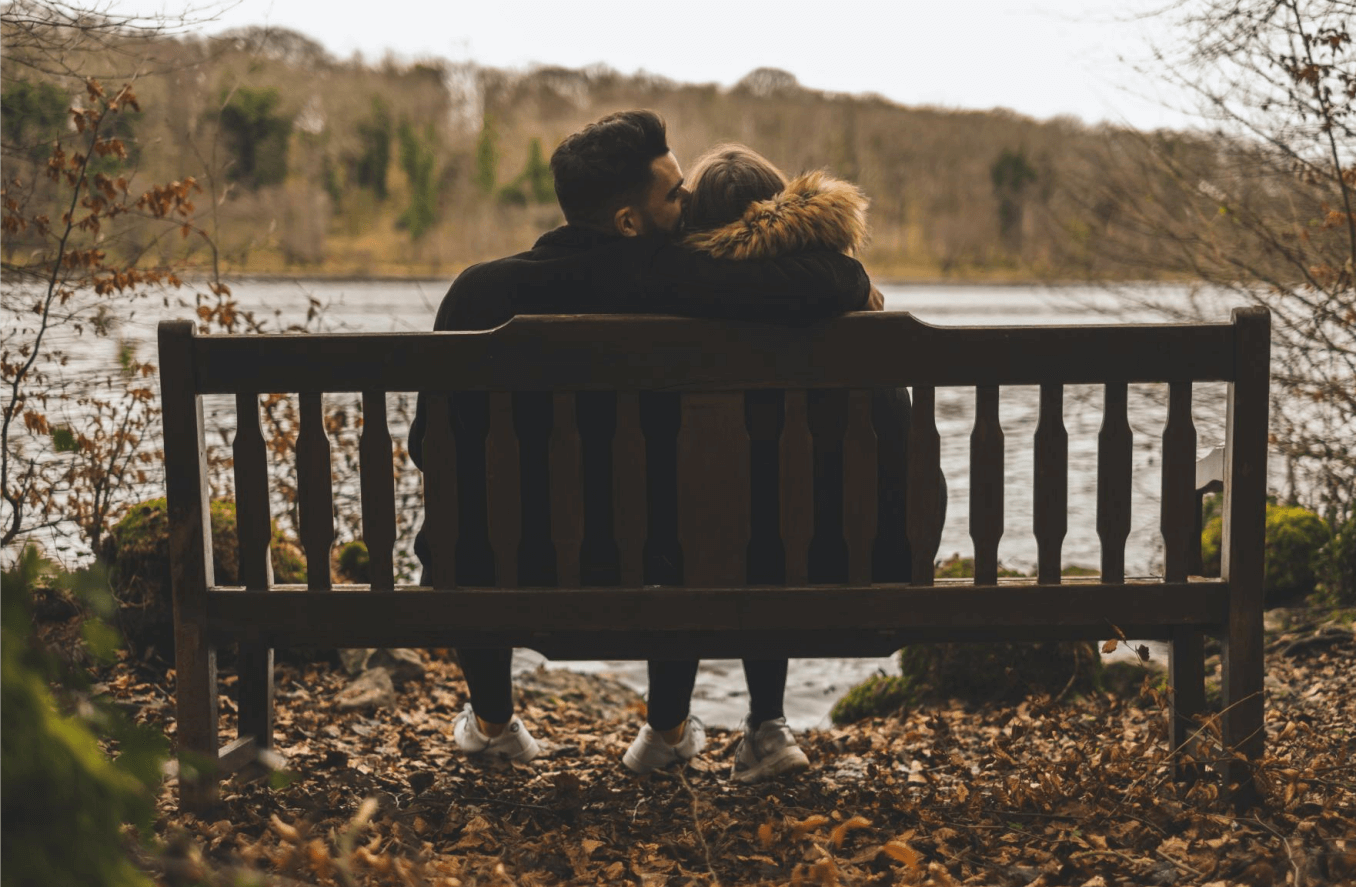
[623,716,707,773]
[453,703,541,763]
[731,716,809,783]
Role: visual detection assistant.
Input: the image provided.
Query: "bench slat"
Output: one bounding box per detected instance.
[420,396,457,586]
[296,392,334,591]
[844,390,878,585]
[205,581,1232,652]
[780,390,813,586]
[1097,382,1133,583]
[486,392,521,587]
[190,316,1241,394]
[1162,381,1196,583]
[233,393,272,589]
[613,393,647,586]
[970,385,1004,585]
[360,391,396,590]
[678,392,750,586]
[907,386,942,585]
[1034,383,1067,584]
[549,392,584,587]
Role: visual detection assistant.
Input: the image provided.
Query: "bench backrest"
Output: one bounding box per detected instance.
[158,307,1269,619]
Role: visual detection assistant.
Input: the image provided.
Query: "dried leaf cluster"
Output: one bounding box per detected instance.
[86,617,1356,886]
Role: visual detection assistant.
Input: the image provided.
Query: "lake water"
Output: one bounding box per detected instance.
[28,279,1253,729]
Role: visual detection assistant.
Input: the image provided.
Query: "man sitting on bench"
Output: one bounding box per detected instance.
[410,110,871,779]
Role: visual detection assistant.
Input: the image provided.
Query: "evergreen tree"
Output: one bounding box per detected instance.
[398,121,439,239]
[218,86,292,189]
[354,97,393,200]
[475,115,498,195]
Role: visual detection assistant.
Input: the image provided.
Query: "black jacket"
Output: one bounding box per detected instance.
[412,226,871,585]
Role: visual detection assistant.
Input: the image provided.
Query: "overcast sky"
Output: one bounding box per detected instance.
[151,0,1191,130]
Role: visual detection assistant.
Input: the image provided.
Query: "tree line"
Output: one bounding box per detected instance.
[0,21,1258,280]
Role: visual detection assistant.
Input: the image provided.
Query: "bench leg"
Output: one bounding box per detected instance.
[237,642,274,750]
[176,622,220,811]
[1222,608,1264,807]
[1168,626,1205,782]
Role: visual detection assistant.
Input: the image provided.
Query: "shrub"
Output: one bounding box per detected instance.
[897,640,1100,703]
[830,674,914,725]
[1201,503,1332,607]
[336,540,370,583]
[2,546,166,887]
[100,497,305,646]
[1314,514,1356,607]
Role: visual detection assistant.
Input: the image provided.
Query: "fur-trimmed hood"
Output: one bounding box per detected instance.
[683,170,869,259]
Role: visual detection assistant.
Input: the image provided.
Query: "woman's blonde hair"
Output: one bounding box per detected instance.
[683,144,788,233]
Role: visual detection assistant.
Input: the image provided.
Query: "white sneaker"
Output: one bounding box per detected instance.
[623,716,707,774]
[731,716,809,783]
[453,704,541,763]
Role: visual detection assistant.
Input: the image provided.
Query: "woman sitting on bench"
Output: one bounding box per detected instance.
[623,145,938,783]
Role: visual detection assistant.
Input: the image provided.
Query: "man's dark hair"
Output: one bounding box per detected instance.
[550,110,670,229]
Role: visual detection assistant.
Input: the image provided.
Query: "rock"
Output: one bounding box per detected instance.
[339,649,374,675]
[514,667,644,722]
[369,648,426,684]
[336,666,395,711]
[339,649,425,682]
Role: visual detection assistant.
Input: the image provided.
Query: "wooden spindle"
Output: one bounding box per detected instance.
[612,393,647,586]
[1097,382,1133,583]
[780,389,813,587]
[420,395,457,587]
[1033,383,1067,585]
[969,385,1004,585]
[677,392,750,587]
[486,392,521,588]
[906,386,942,585]
[359,391,396,590]
[550,392,585,587]
[234,393,274,753]
[745,390,785,585]
[296,392,334,591]
[843,390,878,585]
[807,390,848,583]
[1161,381,1196,583]
[233,393,272,589]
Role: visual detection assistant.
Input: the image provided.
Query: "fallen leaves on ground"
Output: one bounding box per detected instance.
[95,618,1355,886]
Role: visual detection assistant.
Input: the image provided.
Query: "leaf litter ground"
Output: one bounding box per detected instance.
[97,617,1355,886]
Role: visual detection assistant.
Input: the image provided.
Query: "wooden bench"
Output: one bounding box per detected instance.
[158,307,1271,810]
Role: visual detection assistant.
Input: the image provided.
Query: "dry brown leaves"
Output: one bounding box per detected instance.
[100,621,1355,887]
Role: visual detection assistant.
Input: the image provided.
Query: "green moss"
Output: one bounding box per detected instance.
[830,674,915,725]
[934,554,1024,579]
[101,498,305,645]
[1202,503,1332,606]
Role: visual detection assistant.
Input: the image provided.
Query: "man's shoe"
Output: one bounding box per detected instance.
[623,716,707,774]
[731,716,809,783]
[453,704,541,763]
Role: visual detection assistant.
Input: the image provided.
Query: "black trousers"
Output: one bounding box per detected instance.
[453,650,786,730]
